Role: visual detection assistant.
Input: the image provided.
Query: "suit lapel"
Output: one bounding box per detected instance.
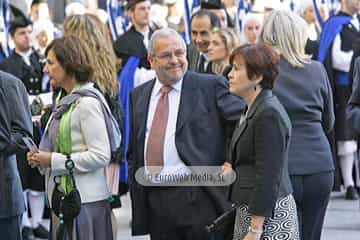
[229,90,273,163]
[135,80,155,165]
[229,116,248,163]
[230,118,248,149]
[176,72,198,132]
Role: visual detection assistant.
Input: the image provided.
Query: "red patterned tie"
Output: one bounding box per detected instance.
[146,85,172,173]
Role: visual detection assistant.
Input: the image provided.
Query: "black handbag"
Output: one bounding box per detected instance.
[51,155,81,223]
[205,204,237,240]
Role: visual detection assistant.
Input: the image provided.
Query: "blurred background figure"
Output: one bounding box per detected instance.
[296,0,321,41]
[200,0,234,28]
[32,19,54,55]
[165,0,181,31]
[263,0,282,19]
[188,9,221,73]
[240,13,262,44]
[65,1,86,16]
[30,0,50,21]
[149,2,168,30]
[319,3,330,22]
[95,8,110,24]
[207,28,239,77]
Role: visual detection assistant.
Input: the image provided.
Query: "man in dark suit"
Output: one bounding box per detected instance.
[200,0,234,28]
[0,71,32,240]
[188,9,221,73]
[0,6,49,239]
[128,28,245,239]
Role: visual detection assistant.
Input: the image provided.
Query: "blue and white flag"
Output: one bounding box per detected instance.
[1,0,11,60]
[192,0,200,11]
[313,0,325,27]
[107,0,119,40]
[236,0,247,32]
[184,0,192,44]
[107,0,129,41]
[290,0,295,11]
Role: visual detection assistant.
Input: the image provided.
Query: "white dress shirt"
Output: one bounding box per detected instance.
[139,29,150,49]
[16,48,32,66]
[144,78,191,178]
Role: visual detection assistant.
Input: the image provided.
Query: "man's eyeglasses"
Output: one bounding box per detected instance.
[154,49,185,61]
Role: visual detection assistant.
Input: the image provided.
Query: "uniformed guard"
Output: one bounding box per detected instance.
[318,0,360,200]
[0,4,44,96]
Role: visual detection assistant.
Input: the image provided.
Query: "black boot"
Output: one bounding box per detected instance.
[22,226,34,240]
[345,186,359,200]
[33,224,49,239]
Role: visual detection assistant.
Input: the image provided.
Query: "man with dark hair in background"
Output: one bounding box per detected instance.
[200,0,234,28]
[188,9,221,73]
[30,0,50,21]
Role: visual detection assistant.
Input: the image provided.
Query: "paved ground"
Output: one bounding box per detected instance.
[114,191,360,240]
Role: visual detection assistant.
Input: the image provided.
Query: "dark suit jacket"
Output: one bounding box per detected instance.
[0,50,43,95]
[347,57,360,133]
[187,43,201,72]
[0,71,32,218]
[305,39,319,60]
[113,26,151,70]
[228,90,292,217]
[128,71,245,235]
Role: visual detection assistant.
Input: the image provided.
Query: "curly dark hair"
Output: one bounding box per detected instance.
[229,43,279,89]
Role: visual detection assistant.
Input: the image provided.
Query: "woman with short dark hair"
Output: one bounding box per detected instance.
[27,36,115,240]
[224,43,299,240]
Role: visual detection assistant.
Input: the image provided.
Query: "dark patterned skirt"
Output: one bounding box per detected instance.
[233,194,299,240]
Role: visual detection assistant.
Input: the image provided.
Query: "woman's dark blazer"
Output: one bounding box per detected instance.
[273,58,334,175]
[228,90,293,217]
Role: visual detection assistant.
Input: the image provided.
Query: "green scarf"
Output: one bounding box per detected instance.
[55,88,78,195]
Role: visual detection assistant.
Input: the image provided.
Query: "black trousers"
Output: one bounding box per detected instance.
[0,214,22,240]
[147,186,219,240]
[291,171,334,240]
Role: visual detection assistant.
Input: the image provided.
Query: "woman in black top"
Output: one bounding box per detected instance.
[224,43,299,240]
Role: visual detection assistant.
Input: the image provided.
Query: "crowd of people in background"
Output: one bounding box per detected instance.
[0,0,360,240]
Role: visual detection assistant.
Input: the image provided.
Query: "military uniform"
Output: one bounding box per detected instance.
[0,50,43,95]
[0,49,44,191]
